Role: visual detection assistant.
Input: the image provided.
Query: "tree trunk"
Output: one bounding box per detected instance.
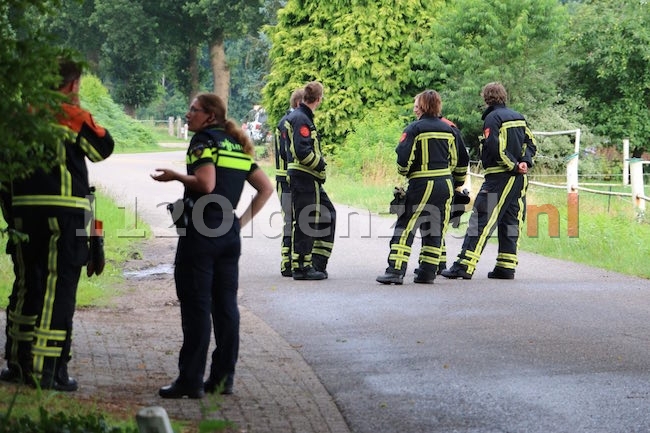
[188,44,200,100]
[210,34,230,110]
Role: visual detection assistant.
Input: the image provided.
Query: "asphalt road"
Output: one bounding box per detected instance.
[91,151,650,433]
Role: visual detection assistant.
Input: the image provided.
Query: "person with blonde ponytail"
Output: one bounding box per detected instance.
[152,93,273,398]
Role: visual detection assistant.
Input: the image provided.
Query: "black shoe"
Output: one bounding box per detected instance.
[159,381,204,399]
[314,268,328,279]
[0,367,24,384]
[281,268,293,277]
[440,263,472,280]
[293,267,327,280]
[204,376,234,395]
[39,376,79,392]
[436,262,447,275]
[376,270,403,285]
[413,268,435,284]
[487,267,515,280]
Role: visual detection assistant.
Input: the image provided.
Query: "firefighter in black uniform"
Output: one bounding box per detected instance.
[274,88,304,277]
[285,81,336,280]
[377,90,469,285]
[153,93,273,398]
[1,58,114,390]
[442,82,537,280]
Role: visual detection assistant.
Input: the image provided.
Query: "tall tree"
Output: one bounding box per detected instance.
[565,0,650,150]
[91,0,160,116]
[144,0,207,100]
[263,0,442,151]
[1,0,70,184]
[184,0,265,108]
[409,0,569,148]
[45,0,102,71]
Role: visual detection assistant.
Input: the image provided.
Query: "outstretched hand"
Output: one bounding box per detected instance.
[151,168,177,182]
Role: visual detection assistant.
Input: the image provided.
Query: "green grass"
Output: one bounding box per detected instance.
[265,164,650,280]
[0,189,149,309]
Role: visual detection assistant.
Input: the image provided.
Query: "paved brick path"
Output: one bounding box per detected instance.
[71,237,351,433]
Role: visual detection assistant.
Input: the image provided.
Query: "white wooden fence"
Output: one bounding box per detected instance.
[468,129,648,216]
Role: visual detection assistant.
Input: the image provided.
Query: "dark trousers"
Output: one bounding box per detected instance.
[455,173,528,274]
[386,177,453,275]
[289,174,336,271]
[173,218,241,389]
[4,213,87,383]
[276,178,292,272]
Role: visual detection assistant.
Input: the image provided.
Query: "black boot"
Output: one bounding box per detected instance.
[293,266,327,280]
[39,364,78,392]
[204,374,234,395]
[414,268,436,284]
[376,268,404,285]
[159,380,205,399]
[0,366,25,384]
[487,266,515,279]
[440,263,473,280]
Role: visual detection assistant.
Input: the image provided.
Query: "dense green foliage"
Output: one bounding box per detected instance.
[79,75,157,152]
[91,0,160,115]
[263,0,443,152]
[0,407,137,433]
[409,0,569,148]
[263,0,649,176]
[227,34,273,122]
[565,0,650,148]
[1,1,71,183]
[329,107,405,185]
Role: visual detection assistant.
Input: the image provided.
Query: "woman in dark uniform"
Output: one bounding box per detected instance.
[152,93,273,398]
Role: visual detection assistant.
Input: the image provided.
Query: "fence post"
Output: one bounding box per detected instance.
[630,158,646,213]
[168,117,174,137]
[135,406,173,433]
[623,138,630,185]
[175,117,182,138]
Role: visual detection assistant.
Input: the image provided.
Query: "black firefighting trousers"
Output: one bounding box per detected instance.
[289,174,336,272]
[455,173,528,274]
[386,176,453,275]
[4,213,87,383]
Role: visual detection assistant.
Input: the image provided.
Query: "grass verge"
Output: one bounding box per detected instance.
[295,167,650,280]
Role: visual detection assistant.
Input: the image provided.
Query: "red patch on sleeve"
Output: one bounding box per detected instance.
[399,132,407,143]
[484,128,491,138]
[299,125,311,137]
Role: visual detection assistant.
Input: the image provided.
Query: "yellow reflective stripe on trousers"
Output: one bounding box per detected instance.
[398,180,434,246]
[465,176,517,272]
[33,217,61,374]
[8,218,31,361]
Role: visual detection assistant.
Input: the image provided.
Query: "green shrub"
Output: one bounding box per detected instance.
[80,75,158,153]
[0,407,137,433]
[331,107,405,186]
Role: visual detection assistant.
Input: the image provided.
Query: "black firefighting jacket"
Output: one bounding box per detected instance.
[284,103,326,182]
[11,103,115,217]
[480,104,537,175]
[396,114,469,187]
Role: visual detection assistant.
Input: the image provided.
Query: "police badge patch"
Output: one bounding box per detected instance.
[192,144,205,157]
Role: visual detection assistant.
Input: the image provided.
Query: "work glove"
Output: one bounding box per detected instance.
[389,186,407,215]
[87,219,105,277]
[450,189,471,228]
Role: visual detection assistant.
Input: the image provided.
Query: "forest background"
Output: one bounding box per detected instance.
[3,0,650,186]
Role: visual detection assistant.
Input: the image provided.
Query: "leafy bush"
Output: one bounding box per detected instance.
[0,407,137,433]
[527,104,606,175]
[80,75,157,152]
[331,107,405,186]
